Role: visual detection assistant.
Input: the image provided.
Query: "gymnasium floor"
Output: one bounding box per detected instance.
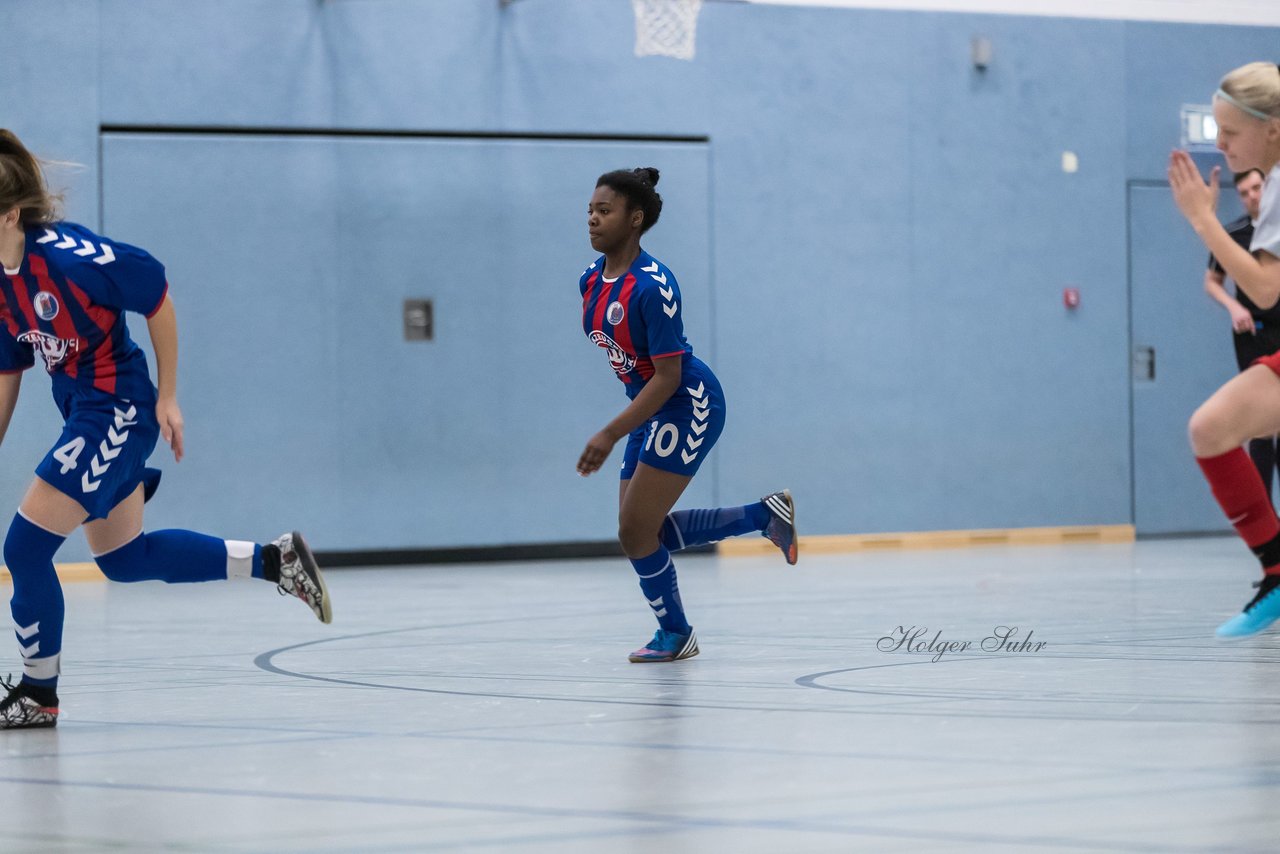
[0,537,1277,853]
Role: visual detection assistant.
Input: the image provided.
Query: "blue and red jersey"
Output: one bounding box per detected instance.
[0,222,167,405]
[580,250,695,400]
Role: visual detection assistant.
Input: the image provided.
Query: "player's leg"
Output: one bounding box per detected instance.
[1189,362,1280,636]
[639,366,798,562]
[620,462,699,662]
[83,485,332,624]
[659,491,798,565]
[0,477,90,728]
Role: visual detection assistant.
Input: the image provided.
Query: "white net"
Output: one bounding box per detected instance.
[632,0,704,61]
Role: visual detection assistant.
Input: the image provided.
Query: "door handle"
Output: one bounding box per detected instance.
[1133,346,1155,381]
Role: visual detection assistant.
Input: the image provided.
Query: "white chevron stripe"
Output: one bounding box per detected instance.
[681,450,699,464]
[99,439,122,461]
[36,229,58,244]
[53,234,77,249]
[74,239,97,257]
[13,622,38,640]
[81,472,101,493]
[19,640,39,658]
[685,382,705,397]
[659,285,674,300]
[662,302,678,318]
[93,244,116,265]
[641,261,659,273]
[691,420,708,435]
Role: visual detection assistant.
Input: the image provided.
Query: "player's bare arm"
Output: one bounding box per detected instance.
[577,354,682,476]
[1171,151,1280,307]
[0,371,21,446]
[145,293,184,462]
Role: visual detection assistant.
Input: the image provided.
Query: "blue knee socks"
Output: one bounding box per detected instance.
[660,502,770,551]
[95,531,265,583]
[5,514,68,691]
[630,545,691,634]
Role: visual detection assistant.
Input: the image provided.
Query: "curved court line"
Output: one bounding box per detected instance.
[795,653,1280,709]
[256,629,777,714]
[256,628,1280,724]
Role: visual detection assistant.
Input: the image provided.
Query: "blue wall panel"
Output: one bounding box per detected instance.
[1124,22,1280,182]
[100,135,344,550]
[901,14,1131,529]
[2,0,1278,556]
[0,0,102,557]
[99,134,710,553]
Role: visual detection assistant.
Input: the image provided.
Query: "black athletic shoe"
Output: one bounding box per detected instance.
[762,489,798,565]
[0,676,58,730]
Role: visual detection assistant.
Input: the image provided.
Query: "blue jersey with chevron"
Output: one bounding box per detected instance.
[0,221,167,404]
[580,250,696,400]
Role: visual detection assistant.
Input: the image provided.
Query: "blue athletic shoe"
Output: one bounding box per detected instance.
[762,489,798,565]
[629,629,699,663]
[1216,574,1280,638]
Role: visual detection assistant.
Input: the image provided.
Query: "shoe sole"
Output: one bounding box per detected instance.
[0,719,57,730]
[291,530,333,624]
[628,632,699,663]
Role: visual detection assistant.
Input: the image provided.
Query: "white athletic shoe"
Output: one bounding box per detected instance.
[273,531,333,624]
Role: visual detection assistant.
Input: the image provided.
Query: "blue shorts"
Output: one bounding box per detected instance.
[621,368,726,480]
[36,389,162,521]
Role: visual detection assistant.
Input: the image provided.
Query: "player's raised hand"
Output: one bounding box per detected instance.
[156,395,185,462]
[1169,150,1219,227]
[577,430,617,476]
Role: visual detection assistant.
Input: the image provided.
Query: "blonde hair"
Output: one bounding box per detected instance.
[0,129,62,225]
[1219,62,1280,121]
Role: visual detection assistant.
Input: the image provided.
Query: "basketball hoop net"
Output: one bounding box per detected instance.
[632,0,704,61]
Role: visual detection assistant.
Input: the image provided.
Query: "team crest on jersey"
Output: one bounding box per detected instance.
[33,291,59,321]
[17,330,79,371]
[589,329,636,375]
[606,301,625,326]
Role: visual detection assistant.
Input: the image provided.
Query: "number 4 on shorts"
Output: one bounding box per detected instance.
[52,436,86,474]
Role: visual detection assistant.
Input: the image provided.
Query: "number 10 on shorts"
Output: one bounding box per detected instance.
[644,420,680,458]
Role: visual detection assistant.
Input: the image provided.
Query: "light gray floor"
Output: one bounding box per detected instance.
[1,537,1278,853]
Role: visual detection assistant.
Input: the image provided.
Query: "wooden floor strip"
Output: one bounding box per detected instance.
[718,525,1135,557]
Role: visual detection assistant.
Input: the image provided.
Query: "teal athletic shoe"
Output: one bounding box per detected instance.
[629,629,699,663]
[1216,574,1280,638]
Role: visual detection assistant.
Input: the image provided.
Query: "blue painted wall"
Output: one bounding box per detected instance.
[2,1,1278,557]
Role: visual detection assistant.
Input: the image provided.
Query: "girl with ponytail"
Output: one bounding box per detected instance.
[1171,62,1280,637]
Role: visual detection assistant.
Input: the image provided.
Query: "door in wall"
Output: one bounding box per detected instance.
[1128,182,1237,535]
